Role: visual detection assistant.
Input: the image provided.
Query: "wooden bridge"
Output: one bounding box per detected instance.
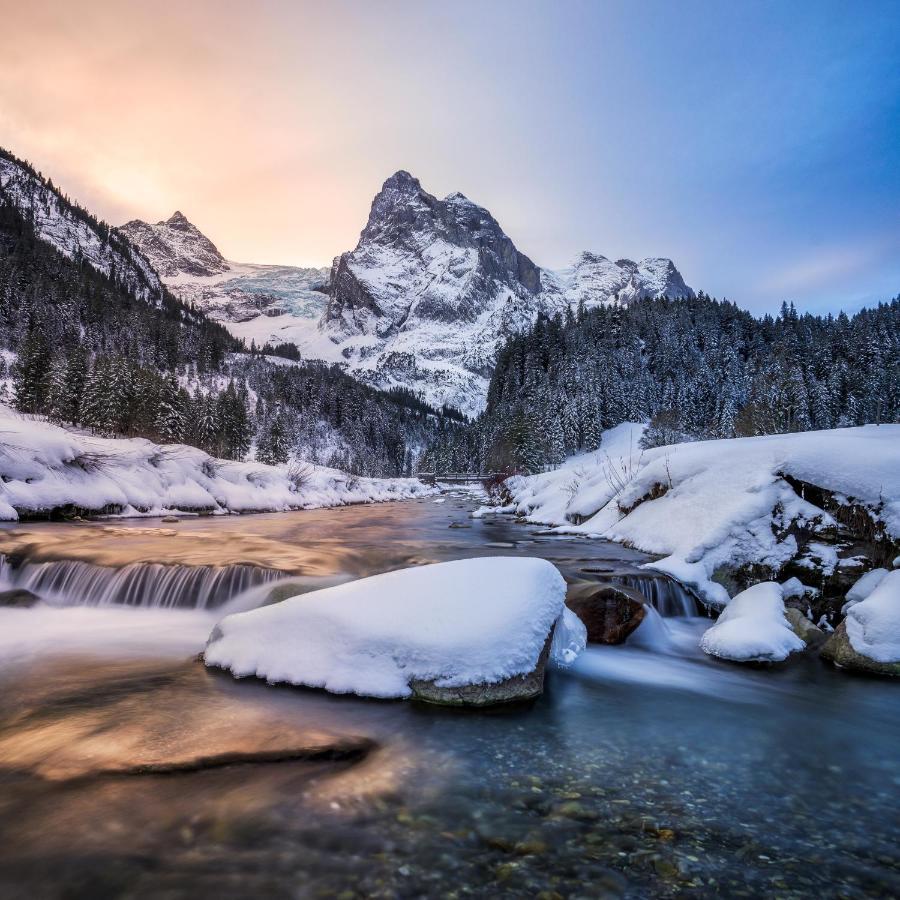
[418,472,500,486]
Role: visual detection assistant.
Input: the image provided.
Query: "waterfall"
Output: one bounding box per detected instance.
[0,554,285,609]
[609,573,699,617]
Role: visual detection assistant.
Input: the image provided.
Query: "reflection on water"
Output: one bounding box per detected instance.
[0,493,898,898]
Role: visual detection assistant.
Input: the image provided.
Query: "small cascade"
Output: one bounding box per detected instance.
[0,554,284,609]
[610,573,699,617]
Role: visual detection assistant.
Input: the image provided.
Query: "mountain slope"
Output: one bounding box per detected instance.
[0,149,162,302]
[118,170,694,415]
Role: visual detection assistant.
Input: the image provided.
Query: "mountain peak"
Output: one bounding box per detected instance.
[166,210,192,227]
[119,211,228,278]
[381,170,422,193]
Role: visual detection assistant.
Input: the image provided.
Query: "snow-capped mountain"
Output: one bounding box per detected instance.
[318,172,693,413]
[118,213,330,325]
[0,150,162,301]
[118,171,693,414]
[543,251,693,309]
[119,211,229,278]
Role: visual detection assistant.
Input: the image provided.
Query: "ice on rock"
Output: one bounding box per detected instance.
[204,557,579,701]
[699,582,805,663]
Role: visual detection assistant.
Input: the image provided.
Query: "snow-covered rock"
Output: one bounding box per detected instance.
[822,571,900,675]
[204,557,584,704]
[0,406,431,520]
[118,212,330,326]
[0,151,162,301]
[699,582,805,663]
[118,211,229,278]
[505,424,900,608]
[842,568,890,613]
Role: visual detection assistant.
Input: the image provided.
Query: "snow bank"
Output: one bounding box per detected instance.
[204,557,577,699]
[0,407,432,520]
[844,570,900,663]
[699,582,805,663]
[506,424,900,607]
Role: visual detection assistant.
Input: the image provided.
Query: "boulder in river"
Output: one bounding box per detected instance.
[565,581,645,644]
[0,588,40,608]
[821,570,900,676]
[784,607,826,648]
[205,557,585,706]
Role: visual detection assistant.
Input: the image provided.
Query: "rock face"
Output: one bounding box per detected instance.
[542,251,693,310]
[565,582,646,644]
[319,172,693,414]
[119,211,230,278]
[821,622,900,676]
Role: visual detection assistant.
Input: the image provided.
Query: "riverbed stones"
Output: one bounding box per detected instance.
[565,581,645,644]
[820,622,900,676]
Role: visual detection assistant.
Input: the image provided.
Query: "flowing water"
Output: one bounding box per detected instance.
[0,494,897,899]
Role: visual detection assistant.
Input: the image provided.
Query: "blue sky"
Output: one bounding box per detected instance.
[4,0,899,314]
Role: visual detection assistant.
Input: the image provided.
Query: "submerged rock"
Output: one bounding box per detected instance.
[0,588,40,608]
[565,581,645,644]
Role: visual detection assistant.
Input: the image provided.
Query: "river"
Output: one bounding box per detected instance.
[0,492,897,899]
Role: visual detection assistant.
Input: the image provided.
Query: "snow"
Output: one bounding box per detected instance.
[842,568,890,613]
[0,406,432,521]
[699,582,805,663]
[781,577,818,599]
[0,156,161,301]
[505,424,900,607]
[844,570,900,663]
[204,557,575,698]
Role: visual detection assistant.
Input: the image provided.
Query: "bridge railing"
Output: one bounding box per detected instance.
[417,472,507,485]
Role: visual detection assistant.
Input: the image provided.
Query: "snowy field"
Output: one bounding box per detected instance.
[0,407,432,520]
[505,423,900,607]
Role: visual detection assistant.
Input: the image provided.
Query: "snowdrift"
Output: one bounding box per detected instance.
[505,424,900,607]
[204,557,585,702]
[699,582,805,663]
[0,407,432,520]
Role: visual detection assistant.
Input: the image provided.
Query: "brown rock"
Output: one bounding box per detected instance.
[784,607,826,647]
[410,634,552,707]
[565,581,645,644]
[820,621,900,676]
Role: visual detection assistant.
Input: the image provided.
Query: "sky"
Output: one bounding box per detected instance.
[1,0,898,314]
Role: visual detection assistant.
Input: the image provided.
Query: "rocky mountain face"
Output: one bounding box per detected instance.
[118,170,693,414]
[319,172,693,413]
[117,213,329,325]
[119,211,229,278]
[0,150,162,301]
[543,251,693,309]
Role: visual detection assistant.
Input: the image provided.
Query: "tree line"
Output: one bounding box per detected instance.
[423,294,900,474]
